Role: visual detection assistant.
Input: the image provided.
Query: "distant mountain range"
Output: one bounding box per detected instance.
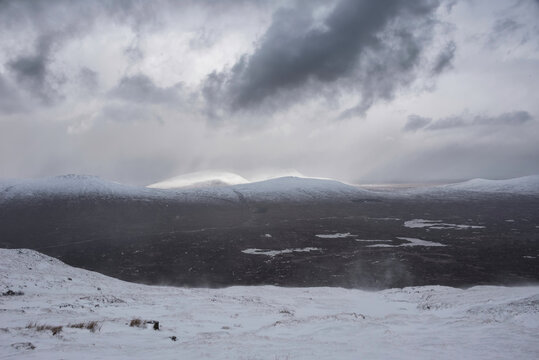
[1,173,538,205]
[0,174,375,203]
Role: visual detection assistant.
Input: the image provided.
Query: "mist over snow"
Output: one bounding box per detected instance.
[0,0,538,183]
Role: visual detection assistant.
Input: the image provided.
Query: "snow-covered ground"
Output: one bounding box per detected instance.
[1,249,538,359]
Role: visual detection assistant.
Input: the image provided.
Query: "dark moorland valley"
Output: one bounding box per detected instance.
[2,178,537,290]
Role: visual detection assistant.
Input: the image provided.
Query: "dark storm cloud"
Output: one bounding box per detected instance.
[5,33,69,105]
[204,0,443,117]
[0,0,165,109]
[403,114,432,132]
[418,111,534,131]
[109,74,183,105]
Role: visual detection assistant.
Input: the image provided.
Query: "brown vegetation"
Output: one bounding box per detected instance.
[68,321,101,332]
[26,323,62,336]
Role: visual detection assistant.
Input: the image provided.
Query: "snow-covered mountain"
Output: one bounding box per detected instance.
[0,174,374,203]
[230,176,372,201]
[398,175,539,197]
[441,175,539,194]
[148,170,249,189]
[1,248,538,359]
[0,174,162,202]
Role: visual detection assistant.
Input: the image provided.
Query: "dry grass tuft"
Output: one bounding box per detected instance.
[68,321,101,332]
[129,318,143,327]
[26,323,63,336]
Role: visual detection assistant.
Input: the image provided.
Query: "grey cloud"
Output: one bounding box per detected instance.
[109,74,183,105]
[79,68,99,93]
[424,111,533,131]
[403,114,432,132]
[493,18,522,34]
[476,111,533,125]
[0,0,165,109]
[0,75,25,114]
[6,34,61,105]
[365,141,539,183]
[98,104,163,124]
[431,41,456,75]
[487,18,524,47]
[204,0,442,117]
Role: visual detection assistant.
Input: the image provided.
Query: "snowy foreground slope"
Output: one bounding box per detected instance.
[1,249,538,359]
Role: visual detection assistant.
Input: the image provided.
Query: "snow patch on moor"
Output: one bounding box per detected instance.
[404,219,485,230]
[242,247,321,257]
[315,232,357,239]
[367,237,446,247]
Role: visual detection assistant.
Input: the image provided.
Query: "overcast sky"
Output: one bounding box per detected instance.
[1,0,538,185]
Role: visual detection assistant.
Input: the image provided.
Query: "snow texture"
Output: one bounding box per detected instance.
[1,249,538,359]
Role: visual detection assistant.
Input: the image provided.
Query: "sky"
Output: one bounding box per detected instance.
[0,0,538,185]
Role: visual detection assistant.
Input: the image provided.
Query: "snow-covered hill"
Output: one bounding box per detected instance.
[0,175,373,203]
[1,248,538,359]
[442,175,539,194]
[398,175,539,197]
[230,176,372,201]
[0,174,162,202]
[148,170,249,189]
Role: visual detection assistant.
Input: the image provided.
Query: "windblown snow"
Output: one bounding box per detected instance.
[147,171,250,189]
[1,249,538,359]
